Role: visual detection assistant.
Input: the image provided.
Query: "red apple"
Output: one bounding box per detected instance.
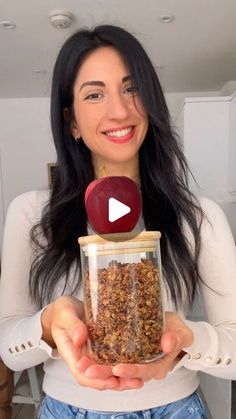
[85,176,141,234]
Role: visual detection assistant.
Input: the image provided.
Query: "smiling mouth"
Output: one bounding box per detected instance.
[104,126,134,138]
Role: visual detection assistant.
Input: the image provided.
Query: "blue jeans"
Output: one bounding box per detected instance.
[38,390,208,418]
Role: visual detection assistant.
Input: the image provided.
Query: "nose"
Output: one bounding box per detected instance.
[107,93,130,120]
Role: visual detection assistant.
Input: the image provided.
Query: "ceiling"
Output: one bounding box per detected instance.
[1,0,236,98]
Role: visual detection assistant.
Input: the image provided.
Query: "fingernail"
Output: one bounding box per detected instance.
[84,369,94,378]
[112,366,119,375]
[76,363,83,372]
[76,361,85,373]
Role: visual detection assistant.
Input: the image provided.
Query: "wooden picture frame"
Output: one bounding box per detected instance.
[47,163,57,188]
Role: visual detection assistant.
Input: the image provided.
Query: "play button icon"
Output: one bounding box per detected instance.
[108,197,131,222]
[84,176,142,234]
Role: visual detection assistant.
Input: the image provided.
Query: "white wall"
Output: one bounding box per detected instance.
[0,98,56,217]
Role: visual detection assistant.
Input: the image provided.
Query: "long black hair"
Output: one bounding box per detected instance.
[30,25,203,308]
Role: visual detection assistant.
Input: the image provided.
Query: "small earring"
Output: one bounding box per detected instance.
[74,136,80,142]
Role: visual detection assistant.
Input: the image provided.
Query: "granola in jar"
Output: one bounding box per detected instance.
[84,258,163,364]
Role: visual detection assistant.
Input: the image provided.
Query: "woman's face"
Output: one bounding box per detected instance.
[72,47,148,170]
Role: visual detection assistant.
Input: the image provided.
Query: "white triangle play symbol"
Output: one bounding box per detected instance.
[108,197,131,222]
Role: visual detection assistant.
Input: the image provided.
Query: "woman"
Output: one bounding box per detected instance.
[1,25,236,419]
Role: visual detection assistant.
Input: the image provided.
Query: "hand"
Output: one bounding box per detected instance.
[41,296,143,391]
[108,312,194,382]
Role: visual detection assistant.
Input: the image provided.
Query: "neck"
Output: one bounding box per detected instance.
[92,156,140,185]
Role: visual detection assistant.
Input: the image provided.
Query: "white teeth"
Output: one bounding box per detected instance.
[106,127,132,137]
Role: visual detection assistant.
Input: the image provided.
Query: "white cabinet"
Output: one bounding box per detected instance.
[0,145,4,250]
[176,93,236,419]
[183,96,231,200]
[229,93,236,201]
[177,93,236,238]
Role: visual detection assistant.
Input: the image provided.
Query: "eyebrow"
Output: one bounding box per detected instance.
[79,75,131,91]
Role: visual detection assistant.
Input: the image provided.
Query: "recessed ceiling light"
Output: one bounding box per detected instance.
[49,9,73,29]
[159,14,175,23]
[0,20,16,30]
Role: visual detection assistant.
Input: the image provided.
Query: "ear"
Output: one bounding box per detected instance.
[63,108,81,138]
[71,123,81,140]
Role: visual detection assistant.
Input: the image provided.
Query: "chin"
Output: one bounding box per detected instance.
[108,148,140,162]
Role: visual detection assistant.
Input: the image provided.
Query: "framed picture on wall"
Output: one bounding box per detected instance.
[47,163,57,188]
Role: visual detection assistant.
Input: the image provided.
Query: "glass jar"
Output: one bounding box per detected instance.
[79,231,164,365]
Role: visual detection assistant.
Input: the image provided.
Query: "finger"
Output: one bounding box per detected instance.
[54,308,88,347]
[83,364,114,380]
[76,356,95,373]
[77,359,143,386]
[58,343,120,390]
[71,322,88,347]
[55,337,120,390]
[163,312,194,350]
[116,377,144,390]
[77,360,143,389]
[76,357,114,380]
[152,352,179,380]
[112,363,156,382]
[112,363,139,379]
[112,354,178,382]
[78,375,119,390]
[54,328,84,363]
[52,311,122,390]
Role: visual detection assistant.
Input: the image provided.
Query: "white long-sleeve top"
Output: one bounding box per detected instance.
[0,190,236,411]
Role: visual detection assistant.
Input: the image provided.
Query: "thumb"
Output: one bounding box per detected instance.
[161,330,186,354]
[53,304,88,347]
[62,311,88,347]
[71,319,88,347]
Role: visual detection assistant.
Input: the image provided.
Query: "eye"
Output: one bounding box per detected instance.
[123,85,138,95]
[84,92,104,101]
